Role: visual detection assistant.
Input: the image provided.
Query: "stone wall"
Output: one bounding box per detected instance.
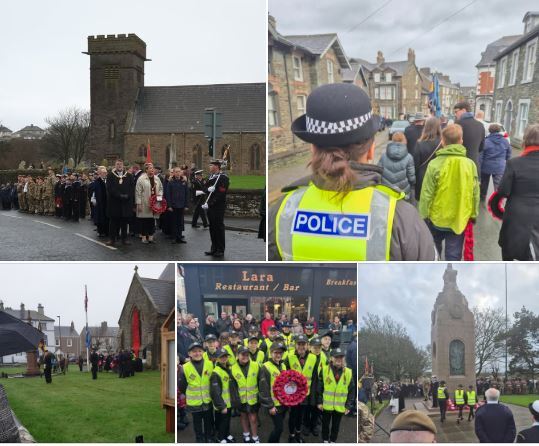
[223,189,263,218]
[0,169,47,184]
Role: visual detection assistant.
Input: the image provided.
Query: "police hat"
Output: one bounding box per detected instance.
[270,342,286,352]
[330,348,345,357]
[248,335,259,342]
[291,83,380,148]
[304,323,315,330]
[188,342,204,352]
[215,348,230,358]
[295,334,308,344]
[309,337,321,347]
[195,170,203,175]
[529,400,539,417]
[204,334,217,342]
[237,346,249,355]
[281,322,291,328]
[209,160,222,167]
[390,410,437,435]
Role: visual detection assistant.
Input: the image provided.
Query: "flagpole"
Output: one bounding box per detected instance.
[85,285,90,373]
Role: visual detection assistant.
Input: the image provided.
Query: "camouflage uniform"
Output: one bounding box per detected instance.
[36,179,44,214]
[44,174,56,215]
[27,179,36,214]
[358,402,374,443]
[17,179,26,212]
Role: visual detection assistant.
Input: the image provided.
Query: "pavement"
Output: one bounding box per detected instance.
[268,130,519,261]
[178,408,358,443]
[0,211,265,261]
[371,397,533,443]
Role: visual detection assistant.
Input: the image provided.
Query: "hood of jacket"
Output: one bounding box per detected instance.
[386,142,409,161]
[435,144,467,157]
[486,132,504,143]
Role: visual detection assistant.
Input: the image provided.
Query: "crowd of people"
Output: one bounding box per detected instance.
[177,310,357,443]
[7,159,234,256]
[269,82,539,262]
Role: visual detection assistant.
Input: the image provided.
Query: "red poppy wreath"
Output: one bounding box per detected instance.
[150,195,168,214]
[273,369,308,406]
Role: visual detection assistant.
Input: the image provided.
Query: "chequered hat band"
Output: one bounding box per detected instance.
[306,111,372,135]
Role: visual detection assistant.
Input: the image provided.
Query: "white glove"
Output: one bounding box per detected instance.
[201,203,209,210]
[90,197,97,206]
[207,186,215,193]
[195,190,205,196]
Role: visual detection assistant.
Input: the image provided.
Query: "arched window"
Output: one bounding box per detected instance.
[109,121,115,140]
[192,144,203,169]
[250,143,261,171]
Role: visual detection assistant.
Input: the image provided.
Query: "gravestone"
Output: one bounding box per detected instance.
[431,264,476,392]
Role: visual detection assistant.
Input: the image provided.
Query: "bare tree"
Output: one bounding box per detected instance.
[474,306,505,376]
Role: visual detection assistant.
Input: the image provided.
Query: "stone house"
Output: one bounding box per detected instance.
[475,35,520,121]
[0,125,12,140]
[353,49,422,120]
[268,15,350,159]
[11,124,45,140]
[342,61,369,90]
[85,34,265,174]
[437,75,461,117]
[54,322,81,360]
[117,265,174,369]
[459,86,476,112]
[80,321,119,354]
[493,11,539,147]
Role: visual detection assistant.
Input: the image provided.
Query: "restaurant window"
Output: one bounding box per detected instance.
[319,296,357,328]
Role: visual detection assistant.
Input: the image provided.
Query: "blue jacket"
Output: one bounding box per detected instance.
[378,142,416,198]
[165,178,189,209]
[475,402,516,443]
[479,133,511,175]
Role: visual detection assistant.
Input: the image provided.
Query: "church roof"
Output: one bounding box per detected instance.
[138,277,175,316]
[158,263,175,282]
[127,83,265,134]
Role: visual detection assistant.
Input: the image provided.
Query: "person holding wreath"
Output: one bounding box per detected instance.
[135,163,164,244]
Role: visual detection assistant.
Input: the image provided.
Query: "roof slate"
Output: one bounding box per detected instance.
[139,277,175,316]
[477,35,521,66]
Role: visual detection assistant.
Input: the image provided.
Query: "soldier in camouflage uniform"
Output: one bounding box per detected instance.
[27,175,36,214]
[36,177,45,215]
[44,169,57,215]
[357,401,374,443]
[16,176,26,212]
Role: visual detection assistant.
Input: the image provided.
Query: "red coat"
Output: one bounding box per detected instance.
[260,318,276,337]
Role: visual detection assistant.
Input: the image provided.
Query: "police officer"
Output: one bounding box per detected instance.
[466,385,477,422]
[178,342,215,442]
[269,83,435,261]
[43,349,53,384]
[203,334,219,363]
[191,170,209,228]
[280,322,295,352]
[264,326,280,351]
[231,346,260,443]
[320,331,332,366]
[224,331,241,366]
[202,160,229,258]
[210,348,235,443]
[244,326,268,356]
[455,384,465,423]
[247,335,266,365]
[304,337,323,436]
[304,323,316,341]
[284,334,317,442]
[517,400,539,443]
[437,381,449,422]
[259,342,288,443]
[317,348,354,443]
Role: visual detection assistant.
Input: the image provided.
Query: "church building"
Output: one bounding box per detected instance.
[85,34,265,174]
[117,264,175,369]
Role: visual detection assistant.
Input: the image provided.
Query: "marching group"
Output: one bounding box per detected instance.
[9,158,230,256]
[177,312,357,443]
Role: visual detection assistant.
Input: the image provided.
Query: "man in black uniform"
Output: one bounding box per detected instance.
[106,159,135,246]
[202,160,229,258]
[517,400,539,443]
[43,349,53,384]
[90,349,99,380]
[191,170,208,228]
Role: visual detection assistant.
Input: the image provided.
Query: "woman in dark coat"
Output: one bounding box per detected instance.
[495,124,539,260]
[413,117,441,201]
[479,123,511,201]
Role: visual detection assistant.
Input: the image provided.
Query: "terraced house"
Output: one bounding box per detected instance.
[493,11,538,147]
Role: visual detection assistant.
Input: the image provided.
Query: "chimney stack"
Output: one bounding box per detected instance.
[376,50,385,65]
[71,321,75,333]
[0,300,3,311]
[20,303,25,318]
[408,48,415,63]
[38,304,44,315]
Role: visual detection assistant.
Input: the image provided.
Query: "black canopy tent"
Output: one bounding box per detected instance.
[0,310,43,357]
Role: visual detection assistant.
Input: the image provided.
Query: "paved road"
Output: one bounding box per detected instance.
[178,408,358,443]
[268,131,515,260]
[0,211,265,261]
[371,397,532,443]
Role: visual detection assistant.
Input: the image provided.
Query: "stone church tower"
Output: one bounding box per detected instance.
[85,34,147,162]
[431,264,476,391]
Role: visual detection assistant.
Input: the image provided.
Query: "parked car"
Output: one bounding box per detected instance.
[388,120,410,138]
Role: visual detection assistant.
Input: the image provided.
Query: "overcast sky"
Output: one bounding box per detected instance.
[270,0,531,86]
[0,0,266,132]
[0,263,169,331]
[358,263,539,348]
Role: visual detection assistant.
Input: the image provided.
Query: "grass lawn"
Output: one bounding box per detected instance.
[500,394,539,407]
[229,175,265,190]
[370,399,390,417]
[0,366,28,375]
[1,370,174,443]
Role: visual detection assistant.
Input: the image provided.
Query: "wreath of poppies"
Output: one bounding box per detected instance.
[149,195,168,214]
[273,369,308,406]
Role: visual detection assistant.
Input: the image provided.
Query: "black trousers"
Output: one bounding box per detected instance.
[91,366,97,380]
[97,218,109,236]
[468,405,475,420]
[439,399,447,420]
[303,405,320,431]
[214,410,231,441]
[321,410,343,442]
[109,217,129,241]
[208,208,226,253]
[289,405,304,435]
[44,367,52,383]
[192,409,214,442]
[171,208,185,241]
[457,404,464,419]
[268,409,287,443]
[432,395,438,408]
[192,203,208,226]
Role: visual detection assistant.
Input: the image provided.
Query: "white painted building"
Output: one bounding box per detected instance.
[0,301,56,364]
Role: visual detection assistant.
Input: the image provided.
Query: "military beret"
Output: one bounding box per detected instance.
[390,410,437,435]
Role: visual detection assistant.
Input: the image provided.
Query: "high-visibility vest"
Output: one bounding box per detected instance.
[282,333,295,351]
[224,345,238,366]
[263,360,286,407]
[249,349,265,365]
[244,338,263,348]
[467,391,476,405]
[438,386,447,399]
[275,183,403,261]
[287,352,317,395]
[203,350,217,363]
[264,338,274,351]
[231,361,259,405]
[455,389,465,405]
[184,359,213,407]
[321,349,330,366]
[212,365,232,409]
[321,365,352,413]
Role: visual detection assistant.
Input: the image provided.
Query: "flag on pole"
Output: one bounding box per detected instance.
[428,74,441,117]
[364,356,369,375]
[84,286,88,312]
[85,325,91,349]
[146,139,152,164]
